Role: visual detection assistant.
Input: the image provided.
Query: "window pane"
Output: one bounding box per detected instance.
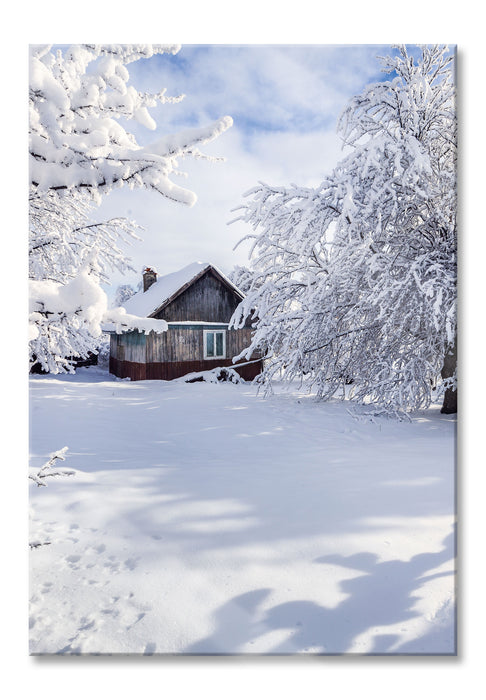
[216,332,223,357]
[206,332,214,357]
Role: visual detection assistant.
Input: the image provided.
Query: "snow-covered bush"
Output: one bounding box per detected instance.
[29,44,233,373]
[231,45,456,414]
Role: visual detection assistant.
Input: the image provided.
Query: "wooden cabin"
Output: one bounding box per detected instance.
[108,262,263,382]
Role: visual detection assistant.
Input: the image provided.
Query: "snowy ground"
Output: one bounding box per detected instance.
[29,367,456,655]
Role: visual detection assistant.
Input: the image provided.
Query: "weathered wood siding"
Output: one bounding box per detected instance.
[152,271,243,323]
[147,328,204,363]
[111,328,256,365]
[146,359,226,380]
[144,357,263,381]
[227,328,253,361]
[109,357,147,380]
[113,331,146,363]
[110,334,118,361]
[146,326,256,364]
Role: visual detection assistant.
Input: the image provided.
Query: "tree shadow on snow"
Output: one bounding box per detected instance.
[185,588,273,655]
[184,529,455,655]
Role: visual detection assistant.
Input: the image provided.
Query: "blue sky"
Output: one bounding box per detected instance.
[94,44,435,297]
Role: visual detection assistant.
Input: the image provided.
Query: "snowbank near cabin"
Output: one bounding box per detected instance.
[29,368,456,655]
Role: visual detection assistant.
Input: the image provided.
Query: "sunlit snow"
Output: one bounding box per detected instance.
[29,367,455,655]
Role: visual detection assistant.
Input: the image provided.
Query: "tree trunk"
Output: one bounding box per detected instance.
[440,341,457,414]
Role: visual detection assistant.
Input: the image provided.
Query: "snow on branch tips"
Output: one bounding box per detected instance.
[29,44,233,204]
[29,447,74,487]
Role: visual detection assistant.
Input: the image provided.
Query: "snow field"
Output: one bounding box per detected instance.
[29,368,456,654]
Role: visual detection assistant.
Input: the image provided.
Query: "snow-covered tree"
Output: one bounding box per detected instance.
[29,44,233,373]
[228,265,256,294]
[231,45,456,415]
[113,283,138,308]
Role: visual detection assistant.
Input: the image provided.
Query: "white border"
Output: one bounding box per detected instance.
[7,9,483,700]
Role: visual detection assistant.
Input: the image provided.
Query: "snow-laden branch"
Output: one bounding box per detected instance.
[29,268,168,373]
[29,447,74,487]
[29,44,233,373]
[29,45,233,206]
[231,45,456,414]
[102,307,168,335]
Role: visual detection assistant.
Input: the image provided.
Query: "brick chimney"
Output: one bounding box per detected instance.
[142,267,157,292]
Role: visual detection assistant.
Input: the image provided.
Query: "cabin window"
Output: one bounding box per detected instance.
[204,330,226,359]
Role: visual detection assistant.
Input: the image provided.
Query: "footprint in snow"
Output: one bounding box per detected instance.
[65,554,82,570]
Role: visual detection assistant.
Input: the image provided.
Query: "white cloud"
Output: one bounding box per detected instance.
[95,45,396,299]
[129,45,390,136]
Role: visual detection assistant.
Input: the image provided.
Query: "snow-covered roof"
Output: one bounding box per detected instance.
[121,262,244,318]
